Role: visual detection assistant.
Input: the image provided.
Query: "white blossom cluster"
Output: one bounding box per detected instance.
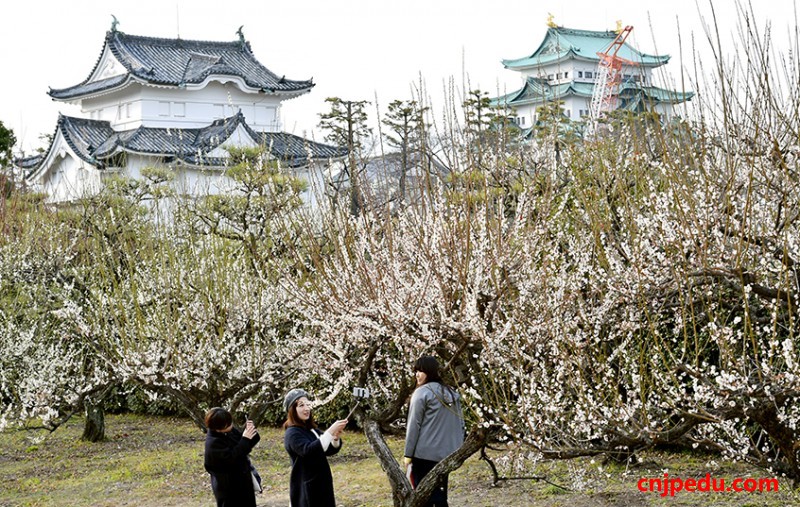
[1,16,800,483]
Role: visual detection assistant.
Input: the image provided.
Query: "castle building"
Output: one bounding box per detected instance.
[18,22,345,203]
[493,25,694,132]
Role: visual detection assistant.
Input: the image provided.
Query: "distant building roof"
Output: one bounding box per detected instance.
[49,30,313,100]
[502,26,670,69]
[21,112,346,178]
[15,153,45,170]
[329,151,451,207]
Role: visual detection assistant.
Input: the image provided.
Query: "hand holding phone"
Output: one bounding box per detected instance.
[346,387,370,419]
[243,420,258,439]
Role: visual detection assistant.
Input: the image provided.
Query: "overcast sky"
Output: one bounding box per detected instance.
[0,0,794,153]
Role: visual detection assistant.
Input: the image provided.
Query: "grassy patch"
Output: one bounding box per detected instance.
[1,414,798,506]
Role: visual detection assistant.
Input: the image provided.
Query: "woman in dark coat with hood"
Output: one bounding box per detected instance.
[204,407,261,507]
[283,388,348,507]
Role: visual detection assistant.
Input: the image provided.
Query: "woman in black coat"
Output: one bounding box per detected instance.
[283,388,348,507]
[204,407,261,507]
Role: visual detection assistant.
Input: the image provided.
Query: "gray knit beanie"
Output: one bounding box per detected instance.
[283,388,310,412]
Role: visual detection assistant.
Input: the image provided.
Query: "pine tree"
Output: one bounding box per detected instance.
[382,99,429,205]
[319,98,372,216]
[0,120,16,169]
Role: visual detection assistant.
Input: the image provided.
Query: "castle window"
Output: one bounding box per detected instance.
[578,71,583,78]
[173,102,186,117]
[158,101,170,117]
[585,71,593,79]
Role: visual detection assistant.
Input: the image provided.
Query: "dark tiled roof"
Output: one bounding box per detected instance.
[49,74,131,100]
[259,131,348,167]
[58,115,118,165]
[23,112,346,177]
[19,115,116,179]
[49,30,313,100]
[15,154,44,169]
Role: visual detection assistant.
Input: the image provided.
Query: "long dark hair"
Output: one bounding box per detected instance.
[283,400,318,430]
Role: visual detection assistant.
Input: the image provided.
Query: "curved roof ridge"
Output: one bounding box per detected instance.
[554,26,619,38]
[503,25,670,69]
[28,113,345,176]
[57,115,115,166]
[114,30,243,50]
[193,110,252,149]
[108,30,312,90]
[48,31,120,97]
[49,74,131,100]
[108,31,154,75]
[18,116,67,178]
[50,28,314,100]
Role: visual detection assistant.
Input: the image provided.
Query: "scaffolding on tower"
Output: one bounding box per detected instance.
[587,25,636,137]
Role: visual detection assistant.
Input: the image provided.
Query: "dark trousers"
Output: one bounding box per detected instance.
[411,457,449,507]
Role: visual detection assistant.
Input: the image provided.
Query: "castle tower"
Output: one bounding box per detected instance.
[19,22,345,203]
[493,24,694,133]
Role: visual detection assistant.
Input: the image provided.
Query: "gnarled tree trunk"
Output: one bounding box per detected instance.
[362,418,491,507]
[81,400,105,442]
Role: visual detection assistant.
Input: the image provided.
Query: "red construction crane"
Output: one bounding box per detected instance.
[587,25,636,136]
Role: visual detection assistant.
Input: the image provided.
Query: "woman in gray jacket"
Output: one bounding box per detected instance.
[404,355,465,507]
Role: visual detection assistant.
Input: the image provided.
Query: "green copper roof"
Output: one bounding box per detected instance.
[622,83,694,103]
[502,27,670,69]
[492,77,693,108]
[492,79,593,107]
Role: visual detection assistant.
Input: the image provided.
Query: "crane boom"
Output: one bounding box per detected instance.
[587,25,636,136]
